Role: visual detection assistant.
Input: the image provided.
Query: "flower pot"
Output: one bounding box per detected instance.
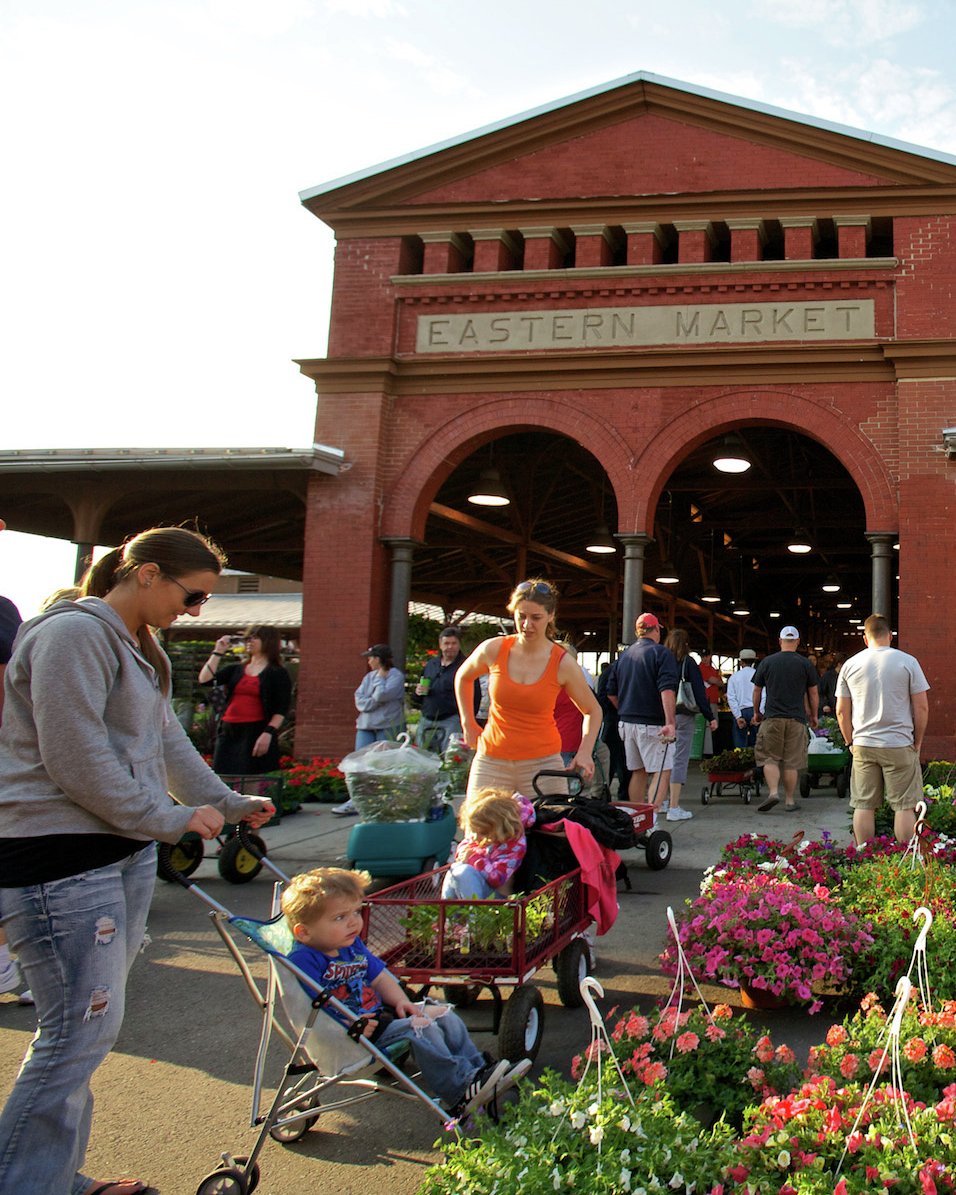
[739,983,789,1010]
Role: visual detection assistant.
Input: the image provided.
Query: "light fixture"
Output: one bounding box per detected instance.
[733,553,750,615]
[837,599,852,609]
[700,527,720,601]
[769,610,781,619]
[701,584,720,603]
[787,527,813,554]
[712,433,751,474]
[734,603,750,616]
[655,560,679,584]
[586,477,617,555]
[822,573,841,593]
[654,490,679,582]
[586,523,617,554]
[468,467,509,506]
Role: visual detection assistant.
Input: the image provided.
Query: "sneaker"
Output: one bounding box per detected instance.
[331,800,360,817]
[666,807,693,822]
[451,1058,511,1118]
[0,962,21,995]
[660,799,670,812]
[496,1056,533,1097]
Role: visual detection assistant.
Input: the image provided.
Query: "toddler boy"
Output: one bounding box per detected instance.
[281,867,530,1118]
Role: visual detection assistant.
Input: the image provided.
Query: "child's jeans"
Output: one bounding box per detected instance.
[374,1002,485,1104]
[440,862,498,900]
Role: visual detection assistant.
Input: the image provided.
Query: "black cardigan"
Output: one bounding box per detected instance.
[205,662,292,722]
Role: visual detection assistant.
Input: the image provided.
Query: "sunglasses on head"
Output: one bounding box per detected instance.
[165,576,210,608]
[516,580,553,597]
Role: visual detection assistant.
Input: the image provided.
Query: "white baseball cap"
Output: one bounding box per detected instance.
[779,625,800,640]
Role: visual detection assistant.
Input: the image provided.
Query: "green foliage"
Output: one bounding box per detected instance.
[816,714,845,749]
[166,639,240,703]
[707,747,755,773]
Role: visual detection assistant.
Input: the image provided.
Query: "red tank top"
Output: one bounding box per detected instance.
[479,637,563,760]
[222,671,266,723]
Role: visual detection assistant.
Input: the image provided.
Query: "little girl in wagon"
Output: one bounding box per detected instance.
[441,787,536,899]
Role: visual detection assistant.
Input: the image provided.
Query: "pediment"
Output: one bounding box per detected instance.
[302,73,956,220]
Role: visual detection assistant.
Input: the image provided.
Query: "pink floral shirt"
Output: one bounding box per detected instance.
[453,793,536,889]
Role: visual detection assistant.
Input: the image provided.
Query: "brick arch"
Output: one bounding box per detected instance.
[380,395,635,540]
[629,389,898,532]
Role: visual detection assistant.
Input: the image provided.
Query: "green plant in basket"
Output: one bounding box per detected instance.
[816,714,846,750]
[418,1066,735,1195]
[707,747,755,773]
[836,854,956,998]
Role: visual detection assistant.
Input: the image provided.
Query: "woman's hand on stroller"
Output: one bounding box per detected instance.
[570,750,595,781]
[186,804,226,839]
[241,799,276,829]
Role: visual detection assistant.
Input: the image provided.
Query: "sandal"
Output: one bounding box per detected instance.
[84,1181,149,1195]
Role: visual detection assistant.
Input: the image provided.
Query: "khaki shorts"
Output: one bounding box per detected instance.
[468,751,567,799]
[755,718,809,773]
[620,722,671,773]
[849,745,923,811]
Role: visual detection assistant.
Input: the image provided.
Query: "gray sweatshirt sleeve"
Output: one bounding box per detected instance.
[162,713,266,824]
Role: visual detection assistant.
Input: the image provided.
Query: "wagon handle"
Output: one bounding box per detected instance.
[532,769,584,797]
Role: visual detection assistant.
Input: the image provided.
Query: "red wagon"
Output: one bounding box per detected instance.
[362,865,592,1062]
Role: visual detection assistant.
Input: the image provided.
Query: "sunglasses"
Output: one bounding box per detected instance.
[516,580,553,597]
[165,576,210,608]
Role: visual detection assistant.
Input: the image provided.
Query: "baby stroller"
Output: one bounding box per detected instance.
[159,827,469,1195]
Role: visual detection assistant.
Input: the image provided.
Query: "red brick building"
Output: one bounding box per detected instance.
[295,72,956,760]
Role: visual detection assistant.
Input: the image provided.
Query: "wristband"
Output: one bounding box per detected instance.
[211,651,225,657]
[264,726,279,737]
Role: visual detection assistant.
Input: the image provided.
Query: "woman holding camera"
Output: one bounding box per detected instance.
[200,625,292,775]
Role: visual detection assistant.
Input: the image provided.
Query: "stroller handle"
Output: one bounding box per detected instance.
[531,768,584,798]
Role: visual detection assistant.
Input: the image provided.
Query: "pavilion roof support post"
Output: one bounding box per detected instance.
[381,537,421,673]
[865,532,897,620]
[615,533,653,646]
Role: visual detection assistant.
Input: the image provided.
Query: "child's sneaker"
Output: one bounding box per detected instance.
[495,1056,532,1097]
[0,961,22,995]
[450,1058,511,1118]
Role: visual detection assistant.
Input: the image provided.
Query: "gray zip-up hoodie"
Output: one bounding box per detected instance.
[0,598,260,844]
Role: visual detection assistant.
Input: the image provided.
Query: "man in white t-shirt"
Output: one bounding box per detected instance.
[836,613,930,845]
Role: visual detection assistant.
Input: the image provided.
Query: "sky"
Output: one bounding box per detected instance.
[3,0,956,617]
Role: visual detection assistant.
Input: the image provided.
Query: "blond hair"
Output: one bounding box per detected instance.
[281,867,371,930]
[459,787,524,844]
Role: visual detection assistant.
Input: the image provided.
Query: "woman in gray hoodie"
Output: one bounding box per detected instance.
[0,527,275,1195]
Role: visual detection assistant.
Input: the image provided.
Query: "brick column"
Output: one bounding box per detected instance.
[726,218,767,263]
[470,229,518,273]
[571,224,614,268]
[673,220,715,265]
[420,231,468,274]
[622,222,665,266]
[834,215,871,259]
[520,226,568,270]
[780,217,818,261]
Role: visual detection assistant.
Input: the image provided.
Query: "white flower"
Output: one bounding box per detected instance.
[587,1101,600,1116]
[619,1169,632,1191]
[619,1147,631,1163]
[619,1117,631,1133]
[669,1173,684,1189]
[549,1099,566,1117]
[570,1110,587,1130]
[589,1124,605,1146]
[551,1167,562,1190]
[777,1150,791,1168]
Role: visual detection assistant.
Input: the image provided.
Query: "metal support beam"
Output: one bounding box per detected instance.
[381,537,420,671]
[616,533,653,646]
[865,531,897,619]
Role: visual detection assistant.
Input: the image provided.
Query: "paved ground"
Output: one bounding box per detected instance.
[0,766,854,1195]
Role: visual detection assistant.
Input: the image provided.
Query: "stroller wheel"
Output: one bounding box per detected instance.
[196,1155,260,1194]
[269,1087,321,1143]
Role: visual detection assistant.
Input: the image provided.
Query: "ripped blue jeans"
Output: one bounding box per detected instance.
[0,845,156,1195]
[374,1001,485,1105]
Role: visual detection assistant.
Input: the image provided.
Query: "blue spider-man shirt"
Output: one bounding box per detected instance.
[288,937,386,1022]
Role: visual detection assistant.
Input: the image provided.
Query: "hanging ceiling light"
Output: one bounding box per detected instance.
[700,527,720,601]
[837,599,852,609]
[822,573,841,593]
[468,467,509,506]
[586,523,617,554]
[733,554,750,614]
[712,433,752,474]
[787,527,813,554]
[769,610,781,619]
[734,602,750,616]
[701,584,720,603]
[655,560,679,584]
[654,489,678,581]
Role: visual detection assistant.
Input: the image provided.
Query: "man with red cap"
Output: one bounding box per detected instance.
[606,613,678,813]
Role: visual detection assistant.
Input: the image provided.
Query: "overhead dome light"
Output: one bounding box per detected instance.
[769,610,781,619]
[787,528,813,554]
[734,604,750,616]
[701,584,720,603]
[712,434,751,474]
[822,573,841,593]
[468,467,509,507]
[585,523,617,554]
[836,600,852,609]
[655,560,679,584]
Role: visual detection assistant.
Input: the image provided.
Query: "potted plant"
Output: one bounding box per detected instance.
[707,747,756,775]
[661,874,873,1012]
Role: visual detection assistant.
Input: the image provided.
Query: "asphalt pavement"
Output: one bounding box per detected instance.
[0,766,854,1195]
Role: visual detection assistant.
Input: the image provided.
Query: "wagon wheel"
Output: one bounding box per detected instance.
[498,985,544,1061]
[836,767,850,799]
[742,784,753,806]
[443,983,482,1008]
[645,829,672,871]
[554,939,592,1008]
[700,785,710,806]
[217,834,266,884]
[157,837,204,882]
[799,773,812,799]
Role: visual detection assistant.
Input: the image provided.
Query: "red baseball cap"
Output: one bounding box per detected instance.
[636,612,660,630]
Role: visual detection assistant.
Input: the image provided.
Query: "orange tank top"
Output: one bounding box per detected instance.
[479,636,563,760]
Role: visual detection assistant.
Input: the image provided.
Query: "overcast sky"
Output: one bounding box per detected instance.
[3,0,956,616]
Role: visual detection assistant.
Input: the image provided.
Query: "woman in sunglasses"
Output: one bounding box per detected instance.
[200,625,292,775]
[0,527,275,1195]
[454,578,602,797]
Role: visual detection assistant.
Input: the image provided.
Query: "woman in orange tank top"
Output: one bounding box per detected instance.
[454,579,602,798]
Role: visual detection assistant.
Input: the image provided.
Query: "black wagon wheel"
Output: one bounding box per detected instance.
[800,773,812,799]
[443,983,482,1008]
[157,837,204,882]
[645,829,672,871]
[498,984,544,1062]
[701,784,710,806]
[836,766,850,799]
[217,834,266,884]
[554,938,592,1008]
